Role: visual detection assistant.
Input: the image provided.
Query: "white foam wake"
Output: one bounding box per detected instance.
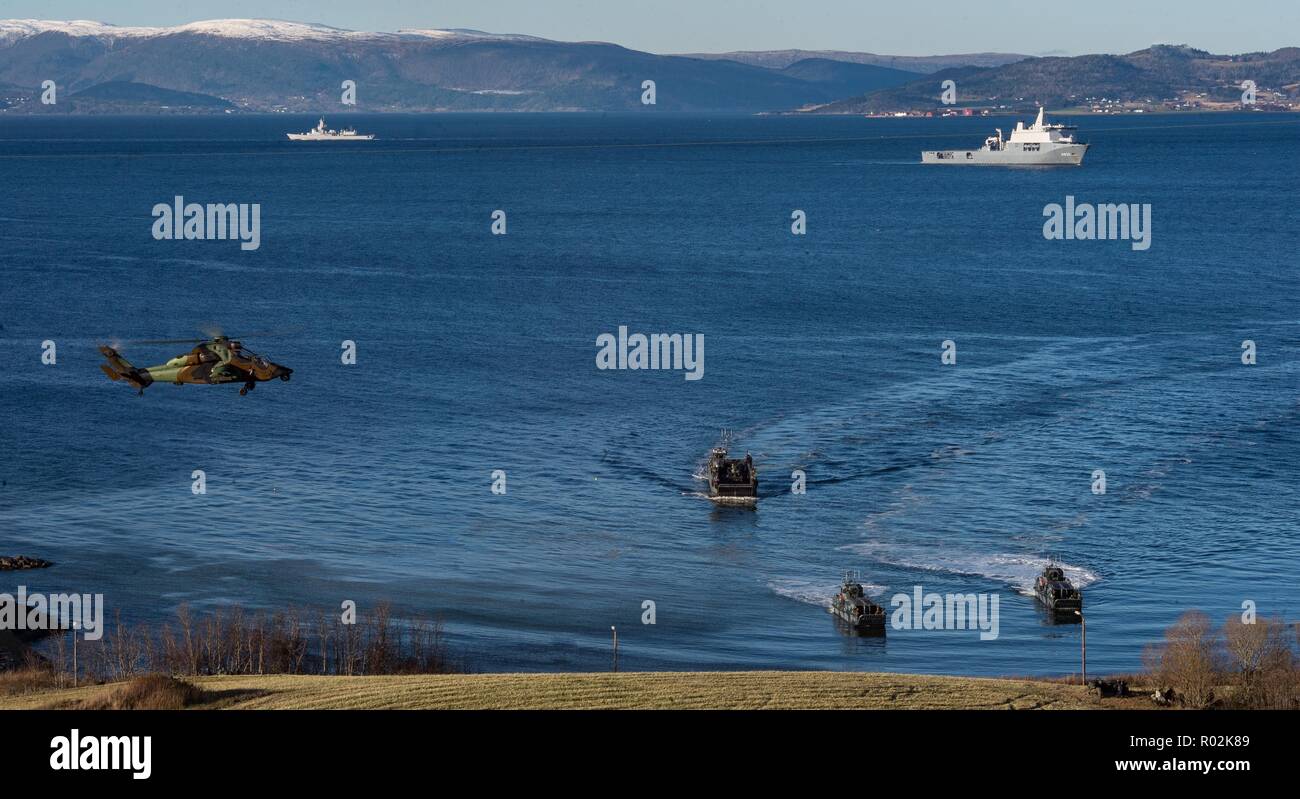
[768,578,887,607]
[837,541,1100,597]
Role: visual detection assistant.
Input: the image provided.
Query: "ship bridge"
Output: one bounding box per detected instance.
[1008,108,1078,144]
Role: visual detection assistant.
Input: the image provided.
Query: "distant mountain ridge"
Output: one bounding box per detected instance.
[812,44,1300,112]
[1,21,1295,115]
[677,49,1029,73]
[65,81,235,112]
[0,18,933,113]
[0,18,942,113]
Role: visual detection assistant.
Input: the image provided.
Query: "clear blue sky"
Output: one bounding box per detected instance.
[5,0,1296,56]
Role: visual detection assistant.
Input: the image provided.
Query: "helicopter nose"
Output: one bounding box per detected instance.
[278,366,293,381]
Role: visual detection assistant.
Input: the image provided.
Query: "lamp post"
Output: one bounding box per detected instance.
[610,626,619,673]
[1075,610,1086,685]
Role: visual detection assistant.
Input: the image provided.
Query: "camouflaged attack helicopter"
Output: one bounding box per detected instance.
[99,334,293,396]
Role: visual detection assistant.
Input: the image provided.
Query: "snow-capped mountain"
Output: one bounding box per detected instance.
[0,18,919,112]
[0,19,549,44]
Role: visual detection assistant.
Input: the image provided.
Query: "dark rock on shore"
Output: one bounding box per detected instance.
[0,555,53,570]
[1088,678,1129,698]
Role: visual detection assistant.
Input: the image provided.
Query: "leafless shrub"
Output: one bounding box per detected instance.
[1146,611,1300,709]
[1223,615,1298,709]
[1225,615,1282,682]
[79,674,204,710]
[1151,610,1221,707]
[0,659,61,695]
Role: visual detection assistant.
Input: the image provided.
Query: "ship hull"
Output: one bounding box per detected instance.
[1034,587,1083,615]
[286,134,375,141]
[922,142,1087,166]
[708,480,757,504]
[709,481,757,497]
[829,604,886,630]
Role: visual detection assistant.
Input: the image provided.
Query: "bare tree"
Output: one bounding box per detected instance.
[176,604,198,675]
[1155,610,1221,707]
[1223,615,1297,708]
[1225,615,1276,684]
[26,601,463,682]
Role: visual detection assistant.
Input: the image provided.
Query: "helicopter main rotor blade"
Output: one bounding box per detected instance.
[115,326,307,347]
[130,338,208,345]
[190,325,307,340]
[227,326,307,339]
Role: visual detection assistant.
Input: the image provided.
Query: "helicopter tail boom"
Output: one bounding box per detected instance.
[98,346,152,392]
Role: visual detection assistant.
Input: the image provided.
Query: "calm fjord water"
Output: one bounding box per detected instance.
[1,112,1297,675]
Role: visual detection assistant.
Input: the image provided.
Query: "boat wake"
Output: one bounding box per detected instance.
[837,541,1100,597]
[769,578,886,606]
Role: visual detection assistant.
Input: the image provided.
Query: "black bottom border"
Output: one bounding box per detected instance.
[0,708,1287,786]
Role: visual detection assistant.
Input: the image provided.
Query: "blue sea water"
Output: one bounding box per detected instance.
[1,112,1297,675]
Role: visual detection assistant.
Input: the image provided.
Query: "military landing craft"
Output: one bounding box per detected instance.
[829,571,886,634]
[706,445,758,503]
[99,336,293,396]
[1033,563,1083,618]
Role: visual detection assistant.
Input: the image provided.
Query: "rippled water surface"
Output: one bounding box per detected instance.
[1,112,1298,674]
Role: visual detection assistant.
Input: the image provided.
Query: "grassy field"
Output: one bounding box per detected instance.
[0,671,1148,710]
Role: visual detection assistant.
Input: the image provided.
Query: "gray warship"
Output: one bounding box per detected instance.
[287,118,375,141]
[922,108,1087,166]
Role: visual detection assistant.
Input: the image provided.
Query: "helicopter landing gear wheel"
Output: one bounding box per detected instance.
[239,381,254,396]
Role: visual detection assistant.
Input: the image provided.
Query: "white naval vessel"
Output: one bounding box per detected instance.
[922,108,1087,165]
[287,118,375,141]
